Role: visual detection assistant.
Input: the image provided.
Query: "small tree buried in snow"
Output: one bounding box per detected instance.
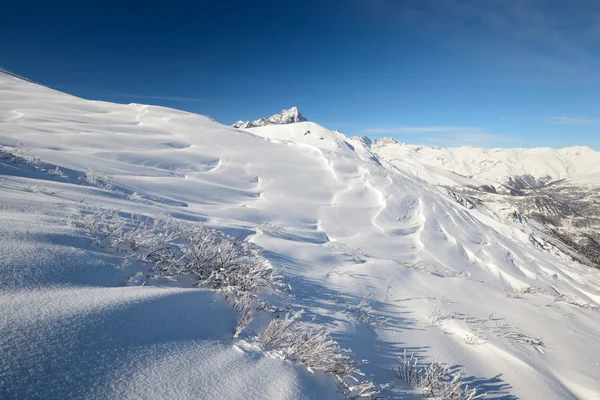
[260,311,383,399]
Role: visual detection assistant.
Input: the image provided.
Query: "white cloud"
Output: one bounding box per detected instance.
[549,116,600,124]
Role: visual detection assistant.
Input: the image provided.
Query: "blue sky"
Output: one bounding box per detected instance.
[2,0,600,149]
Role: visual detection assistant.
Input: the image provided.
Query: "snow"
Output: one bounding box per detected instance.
[2,70,600,399]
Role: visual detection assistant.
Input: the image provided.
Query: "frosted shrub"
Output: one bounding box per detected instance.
[0,143,41,168]
[503,332,544,348]
[346,296,375,325]
[430,307,459,325]
[79,166,113,189]
[393,350,422,386]
[127,191,146,202]
[260,311,382,399]
[47,166,68,178]
[394,350,485,399]
[345,296,390,327]
[555,293,599,310]
[144,222,285,301]
[463,334,483,346]
[232,295,255,339]
[70,207,284,337]
[70,208,178,253]
[341,379,384,399]
[260,311,359,375]
[421,360,451,397]
[438,375,485,400]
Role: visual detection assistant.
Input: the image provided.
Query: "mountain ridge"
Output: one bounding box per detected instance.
[232,106,307,129]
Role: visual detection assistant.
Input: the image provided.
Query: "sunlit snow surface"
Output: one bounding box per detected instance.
[1,72,599,399]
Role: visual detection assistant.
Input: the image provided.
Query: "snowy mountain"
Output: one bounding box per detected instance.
[2,70,600,399]
[232,106,307,128]
[369,139,600,268]
[370,140,600,185]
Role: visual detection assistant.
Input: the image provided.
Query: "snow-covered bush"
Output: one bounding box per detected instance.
[69,207,284,337]
[429,307,459,325]
[393,350,421,386]
[79,166,113,189]
[420,360,451,397]
[345,295,390,327]
[144,222,285,302]
[260,311,382,398]
[0,143,42,168]
[437,375,484,400]
[127,191,148,203]
[260,311,360,376]
[346,296,375,325]
[503,331,544,348]
[47,166,68,178]
[554,293,599,310]
[394,350,485,399]
[69,208,178,253]
[232,295,256,339]
[463,334,482,346]
[340,379,384,399]
[256,222,288,239]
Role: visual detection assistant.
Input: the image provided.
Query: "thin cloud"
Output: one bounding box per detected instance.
[549,116,600,124]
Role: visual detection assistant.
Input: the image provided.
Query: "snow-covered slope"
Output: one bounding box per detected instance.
[2,71,600,399]
[232,106,307,129]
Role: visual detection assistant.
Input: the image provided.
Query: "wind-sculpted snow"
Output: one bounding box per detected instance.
[2,71,600,399]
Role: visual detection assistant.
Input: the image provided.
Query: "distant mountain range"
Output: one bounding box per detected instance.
[365,138,600,268]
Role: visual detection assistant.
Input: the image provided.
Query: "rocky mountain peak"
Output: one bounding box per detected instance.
[232,107,307,129]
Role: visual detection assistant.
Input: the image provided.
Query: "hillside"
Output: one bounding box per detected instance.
[2,71,600,399]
